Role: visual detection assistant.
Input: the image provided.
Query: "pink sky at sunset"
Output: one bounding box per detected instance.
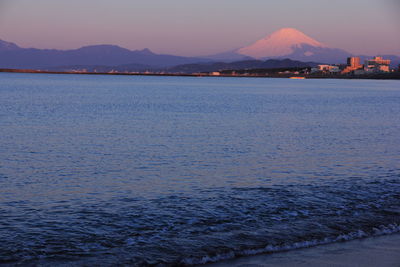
[0,0,399,56]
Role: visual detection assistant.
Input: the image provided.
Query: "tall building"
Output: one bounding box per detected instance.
[365,56,391,73]
[342,57,363,74]
[347,57,362,69]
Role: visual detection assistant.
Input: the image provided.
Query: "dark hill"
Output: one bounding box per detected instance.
[167,58,319,73]
[0,39,211,69]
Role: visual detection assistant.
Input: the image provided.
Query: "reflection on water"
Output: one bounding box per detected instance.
[0,73,399,265]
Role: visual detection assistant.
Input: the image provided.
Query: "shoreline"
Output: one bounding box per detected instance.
[1,68,400,80]
[202,233,400,267]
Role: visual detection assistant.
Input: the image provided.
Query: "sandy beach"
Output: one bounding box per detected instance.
[204,234,400,267]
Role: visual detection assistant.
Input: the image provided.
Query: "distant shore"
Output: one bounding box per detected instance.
[1,68,400,80]
[204,233,400,267]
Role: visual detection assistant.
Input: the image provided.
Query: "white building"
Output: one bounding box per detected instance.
[317,65,341,73]
[364,56,391,73]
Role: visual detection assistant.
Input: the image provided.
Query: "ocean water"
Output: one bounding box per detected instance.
[0,73,399,266]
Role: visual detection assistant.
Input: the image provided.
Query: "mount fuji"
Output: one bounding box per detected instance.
[209,28,351,64]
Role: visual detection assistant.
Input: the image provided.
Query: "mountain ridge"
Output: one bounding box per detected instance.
[0,40,211,69]
[166,58,319,74]
[0,39,21,51]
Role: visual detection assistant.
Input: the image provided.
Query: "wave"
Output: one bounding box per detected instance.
[182,223,400,265]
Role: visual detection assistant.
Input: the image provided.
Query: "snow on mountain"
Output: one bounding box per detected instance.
[224,28,350,64]
[238,28,325,59]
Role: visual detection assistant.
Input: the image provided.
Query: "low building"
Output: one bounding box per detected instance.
[364,56,391,73]
[328,66,341,73]
[317,65,341,73]
[310,67,320,74]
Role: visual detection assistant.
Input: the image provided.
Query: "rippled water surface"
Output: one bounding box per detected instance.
[0,73,399,265]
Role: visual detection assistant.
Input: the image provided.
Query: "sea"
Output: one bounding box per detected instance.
[0,73,399,266]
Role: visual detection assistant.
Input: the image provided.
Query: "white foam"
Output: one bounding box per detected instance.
[181,223,400,265]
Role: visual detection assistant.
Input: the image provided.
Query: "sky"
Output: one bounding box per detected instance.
[0,0,399,56]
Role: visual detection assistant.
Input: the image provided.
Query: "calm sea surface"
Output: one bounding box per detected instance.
[0,73,399,265]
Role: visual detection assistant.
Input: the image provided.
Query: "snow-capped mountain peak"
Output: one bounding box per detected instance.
[237,28,326,59]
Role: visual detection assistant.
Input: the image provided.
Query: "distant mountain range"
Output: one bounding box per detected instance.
[0,40,210,69]
[1,28,399,71]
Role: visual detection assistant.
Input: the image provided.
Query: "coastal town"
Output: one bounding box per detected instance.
[313,56,392,75]
[206,56,398,78]
[1,55,399,80]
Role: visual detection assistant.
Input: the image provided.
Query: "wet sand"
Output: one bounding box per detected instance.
[204,234,400,267]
